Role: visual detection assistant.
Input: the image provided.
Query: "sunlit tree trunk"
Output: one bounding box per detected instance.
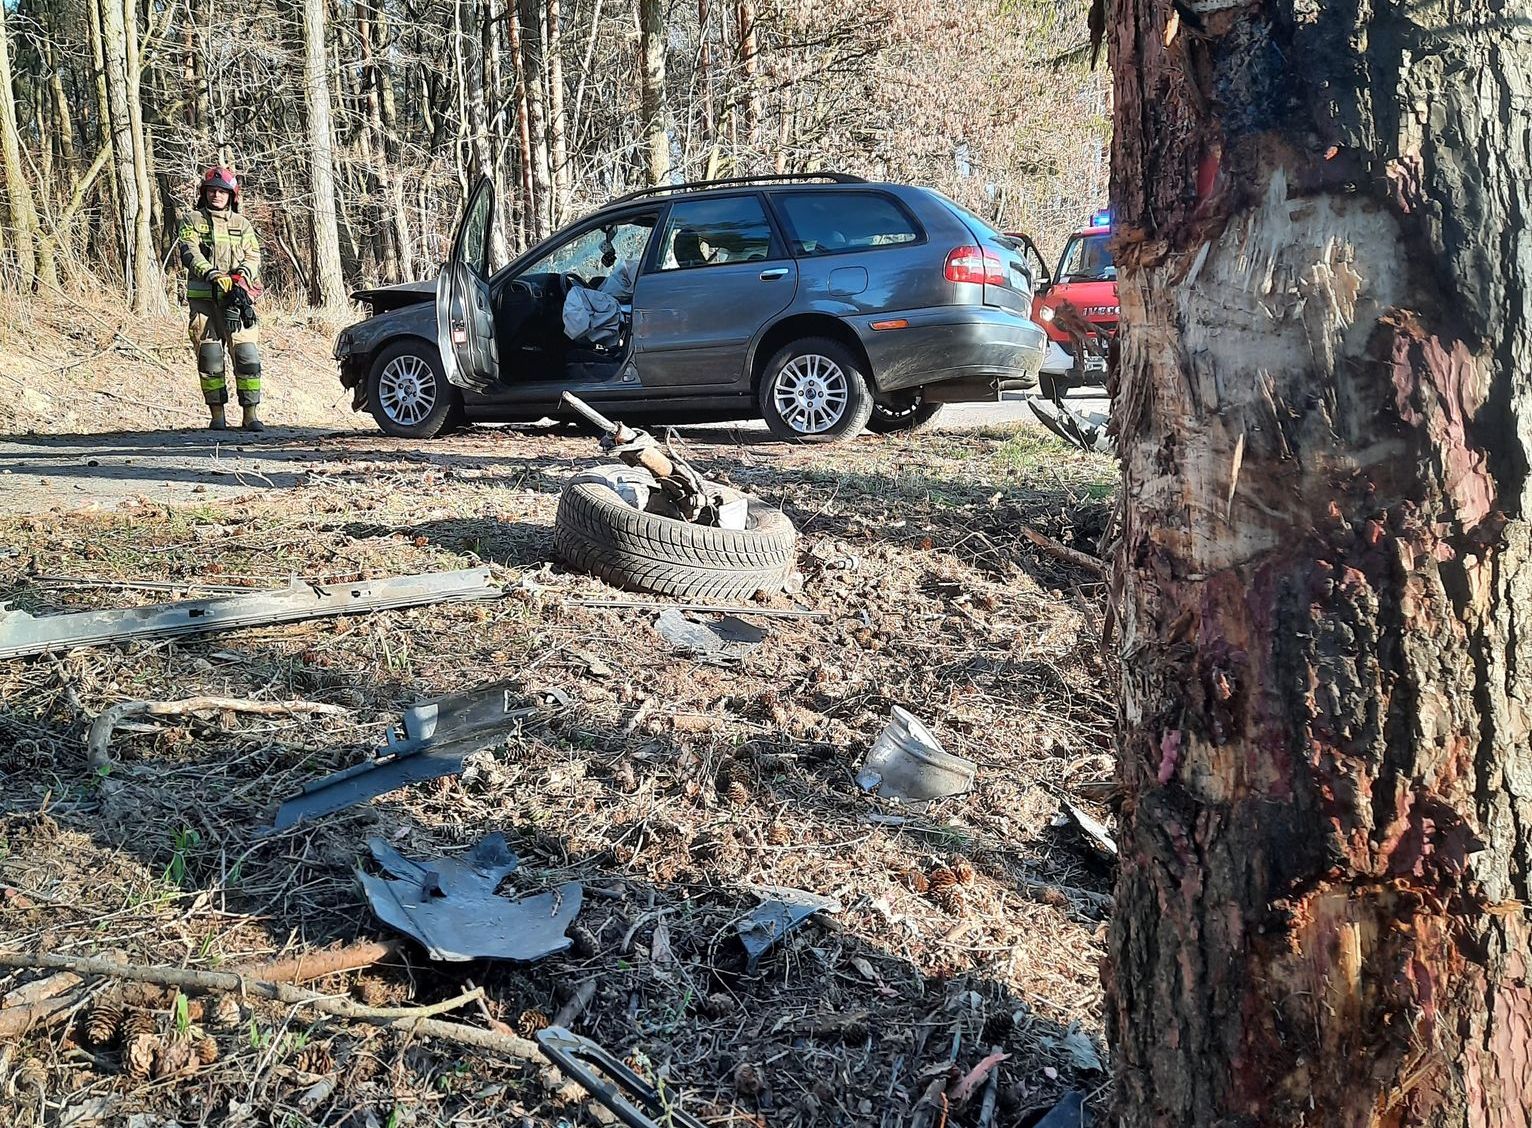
[97,0,159,309]
[0,0,41,287]
[545,0,567,223]
[516,0,552,239]
[637,0,667,184]
[1105,0,1532,1123]
[301,0,347,308]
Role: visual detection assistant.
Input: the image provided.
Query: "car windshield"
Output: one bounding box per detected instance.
[1057,234,1115,282]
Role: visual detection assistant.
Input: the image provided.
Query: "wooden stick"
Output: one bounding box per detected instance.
[87,696,352,771]
[0,971,88,1039]
[234,939,402,986]
[1018,525,1107,578]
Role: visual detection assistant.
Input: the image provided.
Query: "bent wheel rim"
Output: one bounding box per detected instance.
[377,354,438,426]
[772,354,850,434]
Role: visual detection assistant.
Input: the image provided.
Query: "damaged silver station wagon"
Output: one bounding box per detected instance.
[335,173,1046,443]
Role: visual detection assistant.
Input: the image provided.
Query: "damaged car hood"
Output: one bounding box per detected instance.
[351,278,437,313]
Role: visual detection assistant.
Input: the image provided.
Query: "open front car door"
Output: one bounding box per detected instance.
[435,177,500,392]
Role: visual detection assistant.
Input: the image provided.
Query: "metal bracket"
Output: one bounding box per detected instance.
[536,1026,708,1128]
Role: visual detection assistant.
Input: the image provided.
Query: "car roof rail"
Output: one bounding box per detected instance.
[607,172,868,206]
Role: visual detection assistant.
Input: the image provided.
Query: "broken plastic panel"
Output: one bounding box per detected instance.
[271,684,568,829]
[358,832,582,961]
[856,707,977,802]
[654,608,765,662]
[734,886,842,973]
[1034,1091,1090,1127]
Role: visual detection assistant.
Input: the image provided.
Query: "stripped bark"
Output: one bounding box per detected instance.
[1105,0,1532,1123]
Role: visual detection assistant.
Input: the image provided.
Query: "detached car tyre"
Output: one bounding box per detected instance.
[366,340,463,438]
[865,390,944,435]
[759,337,876,443]
[554,470,797,601]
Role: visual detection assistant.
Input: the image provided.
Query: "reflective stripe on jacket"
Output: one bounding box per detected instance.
[177,207,262,300]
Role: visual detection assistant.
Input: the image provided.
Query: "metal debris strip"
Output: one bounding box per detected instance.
[358,833,582,962]
[734,886,842,973]
[270,684,569,829]
[536,1026,708,1128]
[1057,800,1118,859]
[856,706,977,803]
[654,607,765,662]
[0,568,500,660]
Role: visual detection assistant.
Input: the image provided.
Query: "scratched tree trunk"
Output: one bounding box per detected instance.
[1105,0,1532,1124]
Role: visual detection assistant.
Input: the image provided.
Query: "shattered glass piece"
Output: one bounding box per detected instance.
[654,608,765,661]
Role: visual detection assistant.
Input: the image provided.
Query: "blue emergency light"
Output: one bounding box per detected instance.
[1091,209,1111,228]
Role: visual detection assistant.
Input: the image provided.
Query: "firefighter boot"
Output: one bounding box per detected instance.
[209,405,228,430]
[233,343,264,431]
[240,404,265,432]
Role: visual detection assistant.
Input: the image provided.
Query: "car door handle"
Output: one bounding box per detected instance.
[759,268,789,281]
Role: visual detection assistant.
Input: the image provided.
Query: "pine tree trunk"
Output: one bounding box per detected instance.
[544,0,567,224]
[370,0,411,279]
[637,0,667,184]
[301,0,347,308]
[506,0,536,246]
[46,39,78,174]
[1105,0,1532,1124]
[734,0,760,152]
[97,0,159,309]
[0,0,42,288]
[121,0,162,309]
[516,0,551,239]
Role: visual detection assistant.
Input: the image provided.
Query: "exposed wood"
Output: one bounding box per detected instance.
[234,939,403,985]
[1106,0,1532,1120]
[1018,525,1106,577]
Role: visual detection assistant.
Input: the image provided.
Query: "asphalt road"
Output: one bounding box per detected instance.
[0,389,1110,516]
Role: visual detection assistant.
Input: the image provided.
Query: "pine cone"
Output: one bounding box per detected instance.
[517,1009,550,1036]
[902,868,930,893]
[766,824,790,846]
[195,1036,219,1065]
[725,780,751,806]
[935,885,965,915]
[927,865,959,893]
[733,1062,765,1098]
[125,1033,158,1079]
[15,1057,47,1096]
[84,997,124,1046]
[949,856,976,885]
[210,994,243,1030]
[569,923,600,959]
[295,1043,333,1076]
[981,1011,1014,1045]
[152,1038,195,1080]
[354,977,389,1007]
[120,1008,158,1040]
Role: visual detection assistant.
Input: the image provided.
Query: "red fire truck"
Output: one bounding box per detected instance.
[1009,209,1117,400]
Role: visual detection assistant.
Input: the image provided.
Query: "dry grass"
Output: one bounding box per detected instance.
[0,422,1117,1126]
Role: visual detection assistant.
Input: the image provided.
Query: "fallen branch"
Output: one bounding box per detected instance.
[0,971,87,1039]
[87,697,352,771]
[0,952,517,1049]
[234,939,402,987]
[1018,525,1107,578]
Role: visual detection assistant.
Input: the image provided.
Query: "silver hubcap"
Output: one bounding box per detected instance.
[773,354,850,434]
[377,354,438,426]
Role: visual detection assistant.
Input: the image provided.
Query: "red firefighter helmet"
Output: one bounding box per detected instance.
[198,166,241,209]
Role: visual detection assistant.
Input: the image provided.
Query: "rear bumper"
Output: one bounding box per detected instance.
[858,308,1047,396]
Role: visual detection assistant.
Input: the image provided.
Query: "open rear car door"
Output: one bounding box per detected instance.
[436,177,499,392]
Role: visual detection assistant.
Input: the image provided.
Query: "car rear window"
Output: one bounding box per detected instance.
[775,192,921,256]
[656,196,775,269]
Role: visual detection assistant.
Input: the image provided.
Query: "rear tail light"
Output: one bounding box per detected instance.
[945,245,1006,286]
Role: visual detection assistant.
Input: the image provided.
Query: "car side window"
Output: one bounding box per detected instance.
[656,196,775,270]
[524,215,657,283]
[775,192,921,256]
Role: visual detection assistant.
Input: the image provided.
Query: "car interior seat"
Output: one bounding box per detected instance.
[672,227,706,268]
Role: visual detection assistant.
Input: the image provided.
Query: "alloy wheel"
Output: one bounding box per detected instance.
[772,354,850,434]
[377,354,438,426]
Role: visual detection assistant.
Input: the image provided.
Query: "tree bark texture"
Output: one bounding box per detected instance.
[97,0,159,309]
[545,0,568,223]
[0,0,41,287]
[121,0,161,309]
[1106,0,1532,1125]
[516,0,552,240]
[302,0,348,309]
[638,0,668,184]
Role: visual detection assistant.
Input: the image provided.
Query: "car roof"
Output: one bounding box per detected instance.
[588,176,921,218]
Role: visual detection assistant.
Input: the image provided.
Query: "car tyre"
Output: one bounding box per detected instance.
[865,390,944,435]
[554,471,797,601]
[759,337,875,443]
[366,341,463,439]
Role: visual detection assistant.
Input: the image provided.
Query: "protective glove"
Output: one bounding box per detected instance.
[206,269,233,295]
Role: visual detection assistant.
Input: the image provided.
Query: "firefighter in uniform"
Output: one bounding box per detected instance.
[177,166,265,431]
